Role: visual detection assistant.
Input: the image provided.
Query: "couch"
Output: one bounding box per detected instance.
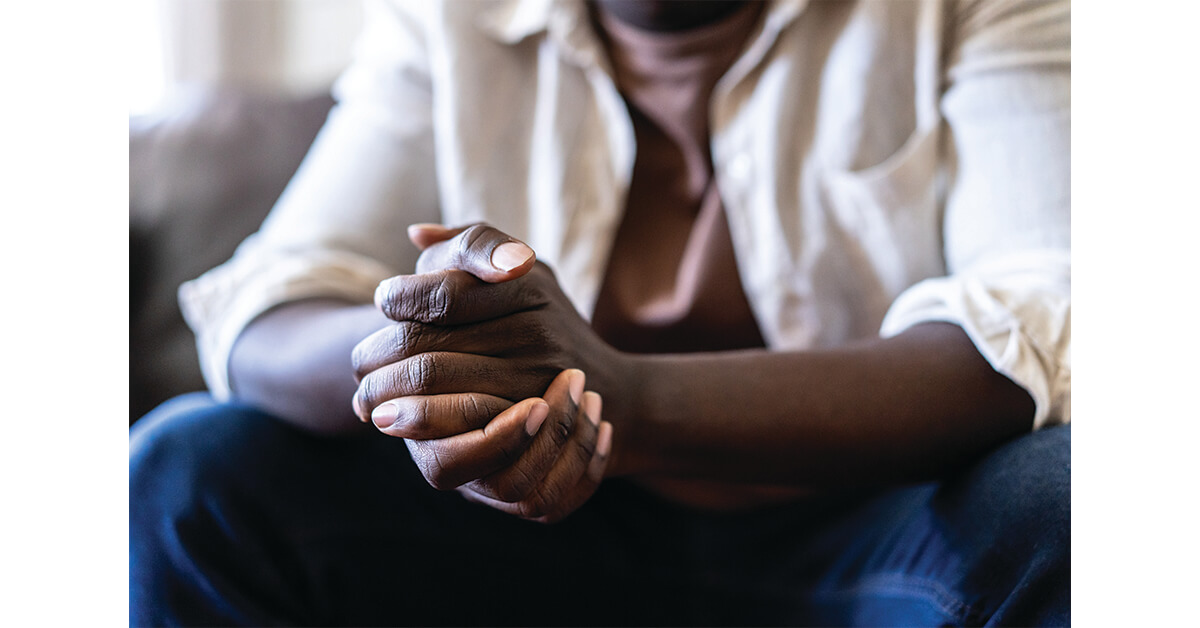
[129,88,335,423]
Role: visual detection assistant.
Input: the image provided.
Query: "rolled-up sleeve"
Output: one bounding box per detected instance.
[880,0,1071,428]
[179,0,441,399]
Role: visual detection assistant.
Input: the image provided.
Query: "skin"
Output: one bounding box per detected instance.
[229,224,619,524]
[226,0,743,435]
[592,0,748,32]
[226,1,1036,520]
[356,224,1034,488]
[231,221,1033,521]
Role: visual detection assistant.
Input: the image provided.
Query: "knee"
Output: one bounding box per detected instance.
[130,394,304,531]
[940,424,1071,552]
[935,425,1071,623]
[130,394,258,510]
[130,395,289,624]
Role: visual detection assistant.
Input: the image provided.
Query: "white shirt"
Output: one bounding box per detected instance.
[180,0,1071,428]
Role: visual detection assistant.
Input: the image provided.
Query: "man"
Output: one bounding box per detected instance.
[131,0,1070,625]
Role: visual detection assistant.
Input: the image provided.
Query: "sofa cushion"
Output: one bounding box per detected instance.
[129,88,335,422]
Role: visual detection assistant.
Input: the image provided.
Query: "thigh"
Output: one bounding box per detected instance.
[132,397,1069,626]
[694,425,1071,627]
[130,395,694,626]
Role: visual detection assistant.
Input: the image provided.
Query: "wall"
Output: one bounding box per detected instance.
[135,0,364,110]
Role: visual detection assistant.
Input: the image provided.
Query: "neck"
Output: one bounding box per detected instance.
[593,0,749,32]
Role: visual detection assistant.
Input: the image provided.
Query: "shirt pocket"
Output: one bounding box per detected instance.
[819,123,945,297]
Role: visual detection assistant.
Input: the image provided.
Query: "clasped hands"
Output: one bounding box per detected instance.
[351,224,621,523]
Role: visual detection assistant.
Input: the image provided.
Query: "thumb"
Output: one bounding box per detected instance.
[411,223,536,283]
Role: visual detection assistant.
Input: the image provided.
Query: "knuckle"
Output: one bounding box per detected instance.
[493,441,517,470]
[458,395,485,431]
[421,446,454,491]
[391,322,412,351]
[350,343,371,379]
[356,372,384,411]
[551,412,574,447]
[379,279,406,319]
[401,396,433,437]
[573,432,598,466]
[425,274,455,323]
[393,321,431,357]
[401,352,442,394]
[494,466,537,503]
[519,482,564,520]
[407,443,441,488]
[459,223,493,255]
[374,279,394,309]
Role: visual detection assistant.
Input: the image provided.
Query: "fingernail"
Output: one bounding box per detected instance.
[568,370,586,407]
[597,422,613,458]
[526,401,549,436]
[371,401,400,429]
[582,391,602,427]
[491,241,534,271]
[588,422,613,482]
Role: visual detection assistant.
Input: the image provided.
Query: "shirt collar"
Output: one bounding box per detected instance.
[475,0,557,45]
[476,0,812,66]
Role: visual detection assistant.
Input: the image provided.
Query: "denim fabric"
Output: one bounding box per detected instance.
[130,394,1069,627]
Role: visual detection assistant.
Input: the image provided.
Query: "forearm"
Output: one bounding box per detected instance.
[228,299,390,435]
[613,322,1035,487]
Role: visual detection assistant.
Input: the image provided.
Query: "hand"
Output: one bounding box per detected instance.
[350,223,624,520]
[351,223,631,458]
[369,367,612,522]
[458,371,612,523]
[459,369,612,523]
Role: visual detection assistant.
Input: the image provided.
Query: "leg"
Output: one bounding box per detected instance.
[930,423,1071,626]
[131,394,545,625]
[131,394,1069,626]
[130,393,434,626]
[708,424,1071,626]
[130,394,704,626]
[646,425,1069,626]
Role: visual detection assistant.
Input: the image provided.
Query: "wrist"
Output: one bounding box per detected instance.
[598,350,654,478]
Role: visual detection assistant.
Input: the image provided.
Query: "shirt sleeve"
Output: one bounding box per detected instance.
[879,0,1071,428]
[178,0,442,400]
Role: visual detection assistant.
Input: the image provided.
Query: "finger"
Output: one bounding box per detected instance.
[406,223,463,250]
[532,419,613,524]
[589,420,614,484]
[351,320,472,381]
[352,311,562,381]
[414,223,535,282]
[503,391,603,517]
[465,371,594,504]
[373,269,550,325]
[461,419,613,524]
[368,392,514,438]
[406,398,549,491]
[353,352,551,421]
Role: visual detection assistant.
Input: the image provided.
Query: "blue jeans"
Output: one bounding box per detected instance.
[130,394,1069,626]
